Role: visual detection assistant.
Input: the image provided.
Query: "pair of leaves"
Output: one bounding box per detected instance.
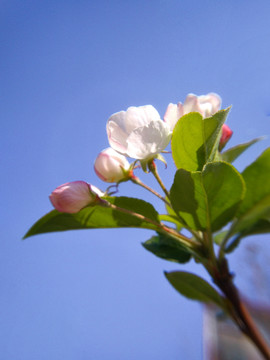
[23,196,160,239]
[170,161,245,232]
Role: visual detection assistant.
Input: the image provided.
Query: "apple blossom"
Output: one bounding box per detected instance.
[164,93,221,131]
[94,147,131,183]
[49,181,104,213]
[219,124,233,151]
[106,105,171,160]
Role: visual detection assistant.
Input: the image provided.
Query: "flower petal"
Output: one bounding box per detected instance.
[126,120,171,159]
[164,102,184,131]
[107,111,129,154]
[183,94,202,114]
[124,105,161,133]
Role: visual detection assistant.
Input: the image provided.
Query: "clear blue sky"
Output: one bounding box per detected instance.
[1,1,270,359]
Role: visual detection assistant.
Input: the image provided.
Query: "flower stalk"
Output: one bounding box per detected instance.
[148,160,170,199]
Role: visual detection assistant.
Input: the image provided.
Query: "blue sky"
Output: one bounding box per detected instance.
[1,1,270,359]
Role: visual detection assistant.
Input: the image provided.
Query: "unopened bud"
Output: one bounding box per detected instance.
[49,181,103,213]
[94,147,131,183]
[219,124,233,151]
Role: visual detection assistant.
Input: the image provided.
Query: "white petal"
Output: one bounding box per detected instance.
[164,103,184,131]
[141,105,161,122]
[107,112,129,154]
[198,93,221,116]
[124,105,161,133]
[126,121,171,160]
[183,94,202,114]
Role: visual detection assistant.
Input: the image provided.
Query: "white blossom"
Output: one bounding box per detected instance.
[164,93,221,131]
[107,105,171,160]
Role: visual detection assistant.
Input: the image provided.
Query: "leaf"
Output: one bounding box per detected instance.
[171,108,230,171]
[23,197,160,239]
[241,217,270,236]
[170,161,245,231]
[213,230,229,245]
[158,214,182,230]
[165,271,225,308]
[142,233,191,264]
[221,137,262,163]
[232,148,270,235]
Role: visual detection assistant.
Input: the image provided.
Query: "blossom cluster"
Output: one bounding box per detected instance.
[49,93,232,213]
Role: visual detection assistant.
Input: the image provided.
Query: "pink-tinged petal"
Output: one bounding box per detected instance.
[183,94,202,114]
[94,147,130,183]
[164,103,184,131]
[49,181,103,213]
[181,92,222,118]
[198,93,221,117]
[219,124,233,151]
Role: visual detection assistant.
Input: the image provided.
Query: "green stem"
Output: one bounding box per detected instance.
[130,175,171,206]
[102,200,201,251]
[148,160,203,244]
[148,160,170,199]
[211,258,270,360]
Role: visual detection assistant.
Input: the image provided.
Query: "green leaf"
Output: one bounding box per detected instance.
[165,271,225,308]
[158,214,182,230]
[213,230,229,245]
[171,108,230,171]
[142,233,191,264]
[24,197,160,239]
[170,161,245,231]
[232,148,270,235]
[242,217,270,236]
[221,137,262,163]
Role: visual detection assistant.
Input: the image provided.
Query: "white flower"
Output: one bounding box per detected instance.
[164,93,221,131]
[49,181,103,213]
[106,105,171,160]
[94,147,130,183]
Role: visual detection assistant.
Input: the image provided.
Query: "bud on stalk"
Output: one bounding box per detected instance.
[49,181,103,213]
[219,124,233,151]
[94,147,131,183]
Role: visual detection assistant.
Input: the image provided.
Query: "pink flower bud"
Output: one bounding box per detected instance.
[49,181,103,213]
[219,124,233,151]
[94,147,130,183]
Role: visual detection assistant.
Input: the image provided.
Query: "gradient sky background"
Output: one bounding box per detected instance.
[1,1,270,359]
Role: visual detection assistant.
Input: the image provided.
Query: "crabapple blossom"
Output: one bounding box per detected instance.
[49,181,103,213]
[164,93,221,131]
[106,105,171,160]
[94,147,131,183]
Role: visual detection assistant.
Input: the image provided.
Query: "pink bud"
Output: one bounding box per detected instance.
[94,147,130,183]
[49,181,103,213]
[219,124,233,151]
